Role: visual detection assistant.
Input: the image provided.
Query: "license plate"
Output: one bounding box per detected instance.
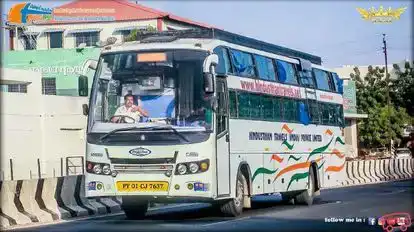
[116,181,169,192]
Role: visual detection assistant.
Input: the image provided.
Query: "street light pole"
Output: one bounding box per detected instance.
[382,34,392,155]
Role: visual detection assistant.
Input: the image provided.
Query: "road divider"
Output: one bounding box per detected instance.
[1,158,413,230]
[337,158,413,187]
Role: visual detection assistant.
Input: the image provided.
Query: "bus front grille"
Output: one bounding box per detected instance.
[112,164,174,174]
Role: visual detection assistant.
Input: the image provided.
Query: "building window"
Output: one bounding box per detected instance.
[42,78,57,95]
[75,32,100,47]
[1,84,28,93]
[49,32,63,48]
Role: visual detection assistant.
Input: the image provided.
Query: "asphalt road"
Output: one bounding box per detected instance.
[9,180,414,232]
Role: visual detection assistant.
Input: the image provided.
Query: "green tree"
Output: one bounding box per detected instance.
[123,25,157,42]
[390,61,414,121]
[350,65,410,149]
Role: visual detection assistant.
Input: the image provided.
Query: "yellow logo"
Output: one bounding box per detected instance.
[356,6,407,23]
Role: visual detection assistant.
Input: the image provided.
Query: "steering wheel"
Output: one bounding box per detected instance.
[110,115,136,123]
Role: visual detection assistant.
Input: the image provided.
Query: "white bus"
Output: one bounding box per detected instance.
[79,29,346,219]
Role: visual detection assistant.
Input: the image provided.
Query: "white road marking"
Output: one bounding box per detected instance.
[201,216,250,227]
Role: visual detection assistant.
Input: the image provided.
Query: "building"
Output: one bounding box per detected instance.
[341,78,367,157]
[1,68,88,181]
[2,48,100,96]
[5,0,213,51]
[334,60,412,80]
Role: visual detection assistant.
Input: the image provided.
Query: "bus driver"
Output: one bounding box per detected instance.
[111,94,149,123]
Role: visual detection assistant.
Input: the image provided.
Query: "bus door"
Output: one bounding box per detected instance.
[216,78,231,196]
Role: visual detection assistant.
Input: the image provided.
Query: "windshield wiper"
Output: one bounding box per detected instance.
[98,125,189,142]
[148,125,190,142]
[98,126,158,141]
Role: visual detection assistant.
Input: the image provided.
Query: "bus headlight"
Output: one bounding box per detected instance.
[177,164,187,175]
[93,164,102,174]
[86,161,112,176]
[189,163,199,173]
[175,159,209,175]
[102,165,111,175]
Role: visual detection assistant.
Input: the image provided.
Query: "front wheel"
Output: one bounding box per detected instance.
[294,167,315,205]
[220,172,246,217]
[121,198,149,220]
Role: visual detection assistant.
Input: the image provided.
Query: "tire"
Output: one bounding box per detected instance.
[220,172,246,217]
[294,167,315,205]
[121,198,149,220]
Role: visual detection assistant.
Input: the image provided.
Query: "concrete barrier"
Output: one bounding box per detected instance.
[39,178,69,220]
[402,159,411,178]
[347,161,359,184]
[19,179,54,223]
[343,161,354,185]
[0,181,32,227]
[376,160,387,181]
[364,161,375,183]
[352,161,364,184]
[394,159,404,179]
[359,160,371,183]
[383,159,392,180]
[1,159,413,230]
[389,159,400,180]
[95,197,122,214]
[58,176,89,217]
[368,160,379,182]
[78,175,107,215]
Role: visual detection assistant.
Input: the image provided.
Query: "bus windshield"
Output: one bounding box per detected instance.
[89,49,212,132]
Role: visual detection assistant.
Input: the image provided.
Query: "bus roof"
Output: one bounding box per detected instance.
[124,29,322,65]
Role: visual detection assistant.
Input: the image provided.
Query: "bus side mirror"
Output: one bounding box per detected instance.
[82,104,89,116]
[82,59,98,76]
[78,75,88,97]
[204,73,214,94]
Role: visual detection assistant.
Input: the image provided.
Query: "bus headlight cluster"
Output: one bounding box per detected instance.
[175,159,209,175]
[86,161,112,176]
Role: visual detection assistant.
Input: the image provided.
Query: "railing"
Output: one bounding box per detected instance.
[66,156,84,176]
[0,156,85,181]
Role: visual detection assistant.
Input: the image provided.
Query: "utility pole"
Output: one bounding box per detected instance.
[382,34,392,155]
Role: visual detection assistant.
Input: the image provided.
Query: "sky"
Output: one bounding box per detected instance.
[1,0,412,68]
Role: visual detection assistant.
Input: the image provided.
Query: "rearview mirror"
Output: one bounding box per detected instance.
[82,104,89,116]
[81,59,98,76]
[203,73,214,94]
[203,54,219,73]
[78,75,88,97]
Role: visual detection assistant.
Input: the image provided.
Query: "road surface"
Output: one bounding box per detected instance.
[9,180,414,232]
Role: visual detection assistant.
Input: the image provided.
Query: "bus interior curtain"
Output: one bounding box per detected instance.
[177,63,194,117]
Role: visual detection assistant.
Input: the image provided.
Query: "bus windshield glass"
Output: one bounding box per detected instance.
[89,49,212,132]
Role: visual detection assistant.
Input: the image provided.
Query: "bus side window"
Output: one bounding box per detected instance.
[229,49,256,78]
[254,55,276,81]
[309,100,321,124]
[214,47,232,75]
[275,60,298,85]
[229,90,238,118]
[237,92,250,119]
[313,68,333,92]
